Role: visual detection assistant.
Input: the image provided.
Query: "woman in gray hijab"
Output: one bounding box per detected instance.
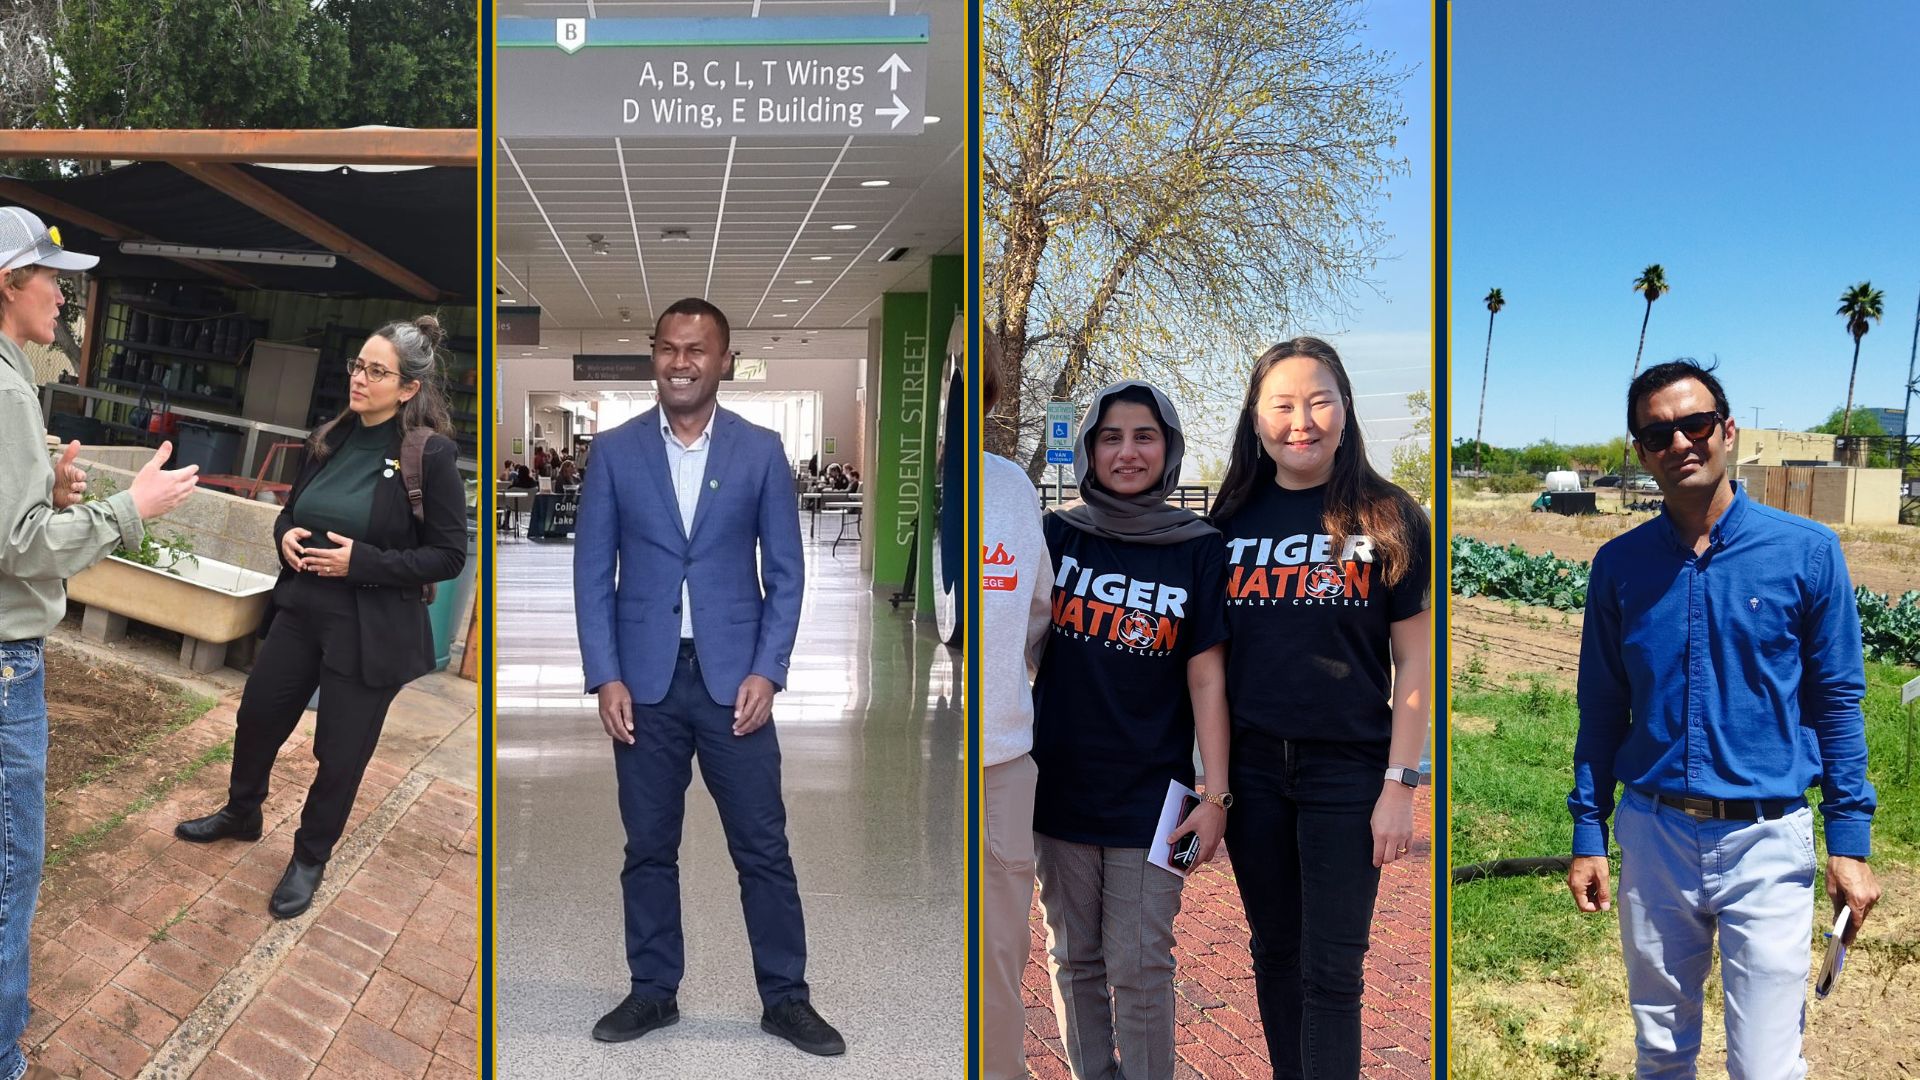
[1028,381,1232,1080]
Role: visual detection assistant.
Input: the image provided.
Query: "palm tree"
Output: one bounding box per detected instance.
[1630,264,1668,379]
[1837,281,1886,438]
[1473,287,1504,475]
[1619,264,1669,497]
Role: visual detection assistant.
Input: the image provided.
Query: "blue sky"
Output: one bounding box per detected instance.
[1188,0,1433,477]
[1451,2,1920,448]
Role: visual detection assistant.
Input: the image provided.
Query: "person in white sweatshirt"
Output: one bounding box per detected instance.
[980,333,1054,1080]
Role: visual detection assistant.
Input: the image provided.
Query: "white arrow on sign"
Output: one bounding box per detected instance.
[879,53,911,91]
[876,94,911,130]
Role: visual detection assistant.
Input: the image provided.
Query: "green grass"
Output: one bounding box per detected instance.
[45,739,233,872]
[1451,661,1920,983]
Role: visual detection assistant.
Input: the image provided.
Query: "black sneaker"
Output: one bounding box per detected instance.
[592,994,679,1042]
[760,998,845,1056]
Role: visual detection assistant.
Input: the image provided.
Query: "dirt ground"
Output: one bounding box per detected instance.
[1453,490,1920,596]
[1448,501,1920,1076]
[42,638,204,797]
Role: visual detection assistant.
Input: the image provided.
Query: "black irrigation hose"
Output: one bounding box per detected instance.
[1450,856,1574,885]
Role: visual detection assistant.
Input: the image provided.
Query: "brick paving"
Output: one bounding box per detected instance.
[1024,788,1433,1079]
[21,691,477,1080]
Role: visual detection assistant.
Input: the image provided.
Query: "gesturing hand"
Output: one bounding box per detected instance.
[51,440,88,509]
[129,441,198,520]
[733,674,776,736]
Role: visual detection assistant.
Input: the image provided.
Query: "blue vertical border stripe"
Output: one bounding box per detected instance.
[477,0,497,1073]
[1433,2,1451,1078]
[965,3,984,1077]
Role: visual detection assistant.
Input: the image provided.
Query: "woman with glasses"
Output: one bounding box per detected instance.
[175,316,467,919]
[1030,380,1231,1080]
[1208,338,1430,1079]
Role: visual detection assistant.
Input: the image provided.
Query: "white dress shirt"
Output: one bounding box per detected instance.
[661,406,715,639]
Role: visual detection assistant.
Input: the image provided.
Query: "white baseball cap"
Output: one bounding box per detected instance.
[0,206,99,273]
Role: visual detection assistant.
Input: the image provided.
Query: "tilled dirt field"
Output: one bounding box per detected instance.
[42,638,204,797]
[1448,498,1920,1077]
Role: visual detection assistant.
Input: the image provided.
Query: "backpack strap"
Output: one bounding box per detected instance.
[400,427,432,524]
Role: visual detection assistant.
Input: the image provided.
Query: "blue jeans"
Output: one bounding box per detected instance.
[1616,788,1816,1080]
[0,640,47,1080]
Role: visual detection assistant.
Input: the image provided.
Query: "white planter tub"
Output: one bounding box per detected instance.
[68,553,276,672]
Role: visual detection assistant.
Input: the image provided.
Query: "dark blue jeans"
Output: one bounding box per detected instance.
[613,642,808,1008]
[1223,734,1386,1080]
[0,640,48,1080]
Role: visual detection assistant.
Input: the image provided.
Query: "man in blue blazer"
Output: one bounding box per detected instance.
[573,297,843,1056]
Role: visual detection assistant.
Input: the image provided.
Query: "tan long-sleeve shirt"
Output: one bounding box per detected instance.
[0,332,141,640]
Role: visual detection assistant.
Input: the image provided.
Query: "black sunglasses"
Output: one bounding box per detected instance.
[1635,410,1723,452]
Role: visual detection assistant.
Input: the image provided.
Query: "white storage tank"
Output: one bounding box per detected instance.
[1545,470,1581,492]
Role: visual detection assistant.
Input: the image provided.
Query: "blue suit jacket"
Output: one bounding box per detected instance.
[573,406,804,706]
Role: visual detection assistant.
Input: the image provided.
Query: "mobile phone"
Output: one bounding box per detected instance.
[1171,832,1200,871]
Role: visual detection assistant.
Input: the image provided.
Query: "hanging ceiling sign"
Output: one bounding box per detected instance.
[497,15,931,137]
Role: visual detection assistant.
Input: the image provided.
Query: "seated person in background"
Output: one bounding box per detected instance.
[557,460,581,490]
[823,464,850,491]
[501,459,517,482]
[510,465,539,490]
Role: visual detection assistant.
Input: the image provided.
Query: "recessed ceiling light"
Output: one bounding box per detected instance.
[809,255,832,261]
[538,346,550,350]
[500,297,517,304]
[923,115,942,124]
[794,279,813,285]
[781,298,799,304]
[616,338,630,343]
[859,179,891,188]
[761,345,774,350]
[830,224,857,231]
[773,314,789,318]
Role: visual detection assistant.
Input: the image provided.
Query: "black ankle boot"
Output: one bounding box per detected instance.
[269,857,326,919]
[174,806,263,844]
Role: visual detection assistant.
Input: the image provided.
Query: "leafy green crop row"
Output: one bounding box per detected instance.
[1449,537,1589,611]
[1451,537,1920,667]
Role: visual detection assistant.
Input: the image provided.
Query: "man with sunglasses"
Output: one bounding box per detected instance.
[1568,359,1879,1079]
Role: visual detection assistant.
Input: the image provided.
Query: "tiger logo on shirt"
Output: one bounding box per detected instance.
[1226,533,1376,608]
[1049,553,1184,656]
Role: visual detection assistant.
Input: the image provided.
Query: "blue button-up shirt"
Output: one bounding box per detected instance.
[1570,485,1876,858]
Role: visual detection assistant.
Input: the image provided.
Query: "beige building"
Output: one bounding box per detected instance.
[1732,427,1837,467]
[1737,462,1902,526]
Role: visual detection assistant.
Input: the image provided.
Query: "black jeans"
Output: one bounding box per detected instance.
[227,578,403,866]
[1223,733,1386,1080]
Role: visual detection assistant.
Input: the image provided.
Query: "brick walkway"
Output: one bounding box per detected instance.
[21,686,477,1080]
[1024,789,1433,1079]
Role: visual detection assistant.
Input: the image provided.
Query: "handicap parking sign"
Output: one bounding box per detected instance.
[1051,421,1069,439]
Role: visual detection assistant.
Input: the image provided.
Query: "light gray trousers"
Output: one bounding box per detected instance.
[1034,834,1186,1080]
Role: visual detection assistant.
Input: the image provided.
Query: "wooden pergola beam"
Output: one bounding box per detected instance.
[0,178,255,288]
[173,161,442,302]
[0,128,475,166]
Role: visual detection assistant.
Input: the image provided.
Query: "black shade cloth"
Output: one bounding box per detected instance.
[1,162,476,300]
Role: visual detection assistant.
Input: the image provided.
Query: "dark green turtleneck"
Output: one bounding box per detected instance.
[293,415,397,549]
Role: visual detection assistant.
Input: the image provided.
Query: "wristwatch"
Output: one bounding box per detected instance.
[1384,765,1421,789]
[1201,790,1234,810]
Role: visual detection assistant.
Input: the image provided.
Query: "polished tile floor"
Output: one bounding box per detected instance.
[494,524,964,1078]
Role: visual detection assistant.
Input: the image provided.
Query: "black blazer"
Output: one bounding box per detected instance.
[269,416,468,687]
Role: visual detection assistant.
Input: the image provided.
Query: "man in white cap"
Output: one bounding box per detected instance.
[0,206,198,1080]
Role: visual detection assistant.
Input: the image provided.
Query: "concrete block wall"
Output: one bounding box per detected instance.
[72,445,284,576]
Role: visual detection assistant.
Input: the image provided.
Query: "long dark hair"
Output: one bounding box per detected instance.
[310,314,455,459]
[1210,337,1425,587]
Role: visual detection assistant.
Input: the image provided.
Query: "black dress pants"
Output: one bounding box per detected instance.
[226,578,403,866]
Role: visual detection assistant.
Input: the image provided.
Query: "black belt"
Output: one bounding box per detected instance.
[1646,792,1804,821]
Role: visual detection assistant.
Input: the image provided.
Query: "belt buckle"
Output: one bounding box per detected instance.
[1673,796,1715,820]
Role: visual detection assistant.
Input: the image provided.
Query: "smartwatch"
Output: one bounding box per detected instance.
[1384,766,1421,789]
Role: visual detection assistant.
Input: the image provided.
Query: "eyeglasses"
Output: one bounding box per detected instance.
[1635,410,1723,452]
[346,358,399,383]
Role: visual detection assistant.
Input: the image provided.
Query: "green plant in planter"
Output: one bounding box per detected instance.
[64,460,199,576]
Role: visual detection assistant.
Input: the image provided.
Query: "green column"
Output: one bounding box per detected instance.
[918,254,962,613]
[872,291,930,590]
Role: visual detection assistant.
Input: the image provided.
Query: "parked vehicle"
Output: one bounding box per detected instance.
[1626,475,1660,493]
[1591,474,1622,488]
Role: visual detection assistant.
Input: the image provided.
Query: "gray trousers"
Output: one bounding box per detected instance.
[1034,834,1186,1080]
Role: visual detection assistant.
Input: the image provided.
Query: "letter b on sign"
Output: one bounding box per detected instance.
[556,18,586,53]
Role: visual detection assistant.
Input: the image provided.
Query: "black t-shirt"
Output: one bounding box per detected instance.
[1031,514,1229,847]
[1215,482,1429,743]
